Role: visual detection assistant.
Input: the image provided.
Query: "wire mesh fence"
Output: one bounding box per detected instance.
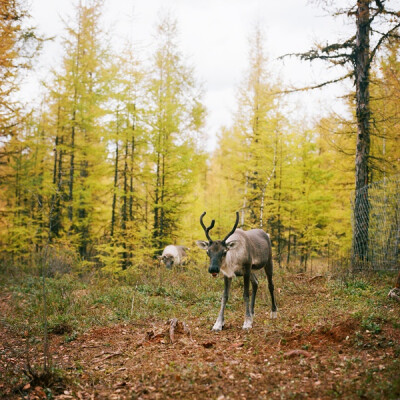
[351,175,400,271]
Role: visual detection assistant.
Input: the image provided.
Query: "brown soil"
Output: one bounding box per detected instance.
[1,293,399,399]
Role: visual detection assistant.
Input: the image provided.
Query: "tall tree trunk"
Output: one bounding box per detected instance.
[121,138,129,269]
[50,134,59,239]
[50,104,63,238]
[277,135,283,268]
[353,0,371,269]
[111,117,119,238]
[129,106,136,221]
[241,174,248,228]
[68,109,76,223]
[287,232,291,265]
[127,133,135,264]
[129,136,135,221]
[160,150,166,244]
[153,129,161,252]
[78,141,89,258]
[53,136,58,187]
[55,135,64,235]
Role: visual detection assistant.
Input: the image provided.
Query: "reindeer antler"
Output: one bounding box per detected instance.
[200,211,215,242]
[222,211,239,243]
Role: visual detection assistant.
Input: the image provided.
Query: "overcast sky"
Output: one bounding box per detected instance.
[27,0,354,150]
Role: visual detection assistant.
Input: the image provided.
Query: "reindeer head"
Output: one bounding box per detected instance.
[159,254,174,269]
[196,212,239,277]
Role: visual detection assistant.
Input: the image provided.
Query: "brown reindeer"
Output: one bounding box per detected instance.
[196,211,277,330]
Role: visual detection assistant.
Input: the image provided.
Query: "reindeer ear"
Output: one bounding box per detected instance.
[196,240,208,250]
[226,240,238,250]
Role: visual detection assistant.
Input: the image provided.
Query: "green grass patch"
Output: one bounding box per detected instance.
[0,262,398,338]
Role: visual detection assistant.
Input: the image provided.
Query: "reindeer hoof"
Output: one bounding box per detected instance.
[242,319,253,330]
[212,326,223,331]
[270,311,278,319]
[212,322,224,331]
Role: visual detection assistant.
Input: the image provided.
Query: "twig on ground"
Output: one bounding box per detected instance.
[309,275,324,283]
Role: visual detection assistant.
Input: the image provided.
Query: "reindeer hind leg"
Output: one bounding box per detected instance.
[242,272,253,329]
[250,272,258,317]
[265,259,277,318]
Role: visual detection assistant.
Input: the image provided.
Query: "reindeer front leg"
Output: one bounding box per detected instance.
[243,272,253,329]
[213,276,232,331]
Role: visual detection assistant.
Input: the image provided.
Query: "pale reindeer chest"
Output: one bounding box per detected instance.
[220,241,250,278]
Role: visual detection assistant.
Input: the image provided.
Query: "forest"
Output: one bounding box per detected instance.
[0,0,400,399]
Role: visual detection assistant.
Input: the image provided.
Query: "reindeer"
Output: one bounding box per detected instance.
[159,245,189,269]
[196,211,277,330]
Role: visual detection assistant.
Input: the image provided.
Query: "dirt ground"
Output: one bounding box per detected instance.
[1,287,400,399]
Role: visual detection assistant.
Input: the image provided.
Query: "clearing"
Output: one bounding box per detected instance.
[1,268,399,399]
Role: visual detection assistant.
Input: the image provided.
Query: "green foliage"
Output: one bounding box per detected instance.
[1,2,400,275]
[95,242,127,273]
[361,314,382,334]
[369,41,400,179]
[147,15,206,251]
[204,28,352,270]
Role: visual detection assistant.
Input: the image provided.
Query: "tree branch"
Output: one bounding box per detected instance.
[274,72,353,95]
[369,23,400,65]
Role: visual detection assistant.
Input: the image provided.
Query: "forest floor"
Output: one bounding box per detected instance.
[1,265,400,399]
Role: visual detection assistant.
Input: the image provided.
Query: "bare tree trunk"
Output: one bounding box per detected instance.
[55,133,64,234]
[68,110,75,223]
[52,136,58,187]
[78,130,89,258]
[49,101,64,240]
[121,138,129,269]
[286,207,292,265]
[153,137,161,251]
[277,136,283,268]
[286,233,291,265]
[129,105,136,221]
[111,113,119,238]
[353,0,371,270]
[241,174,248,228]
[50,122,60,238]
[129,136,135,221]
[160,151,165,244]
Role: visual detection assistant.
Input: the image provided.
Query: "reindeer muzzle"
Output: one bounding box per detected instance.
[209,265,219,277]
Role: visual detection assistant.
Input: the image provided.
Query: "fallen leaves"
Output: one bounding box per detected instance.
[283,349,312,358]
[201,341,216,348]
[228,341,245,350]
[138,318,193,346]
[92,350,125,363]
[1,276,400,400]
[308,275,325,283]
